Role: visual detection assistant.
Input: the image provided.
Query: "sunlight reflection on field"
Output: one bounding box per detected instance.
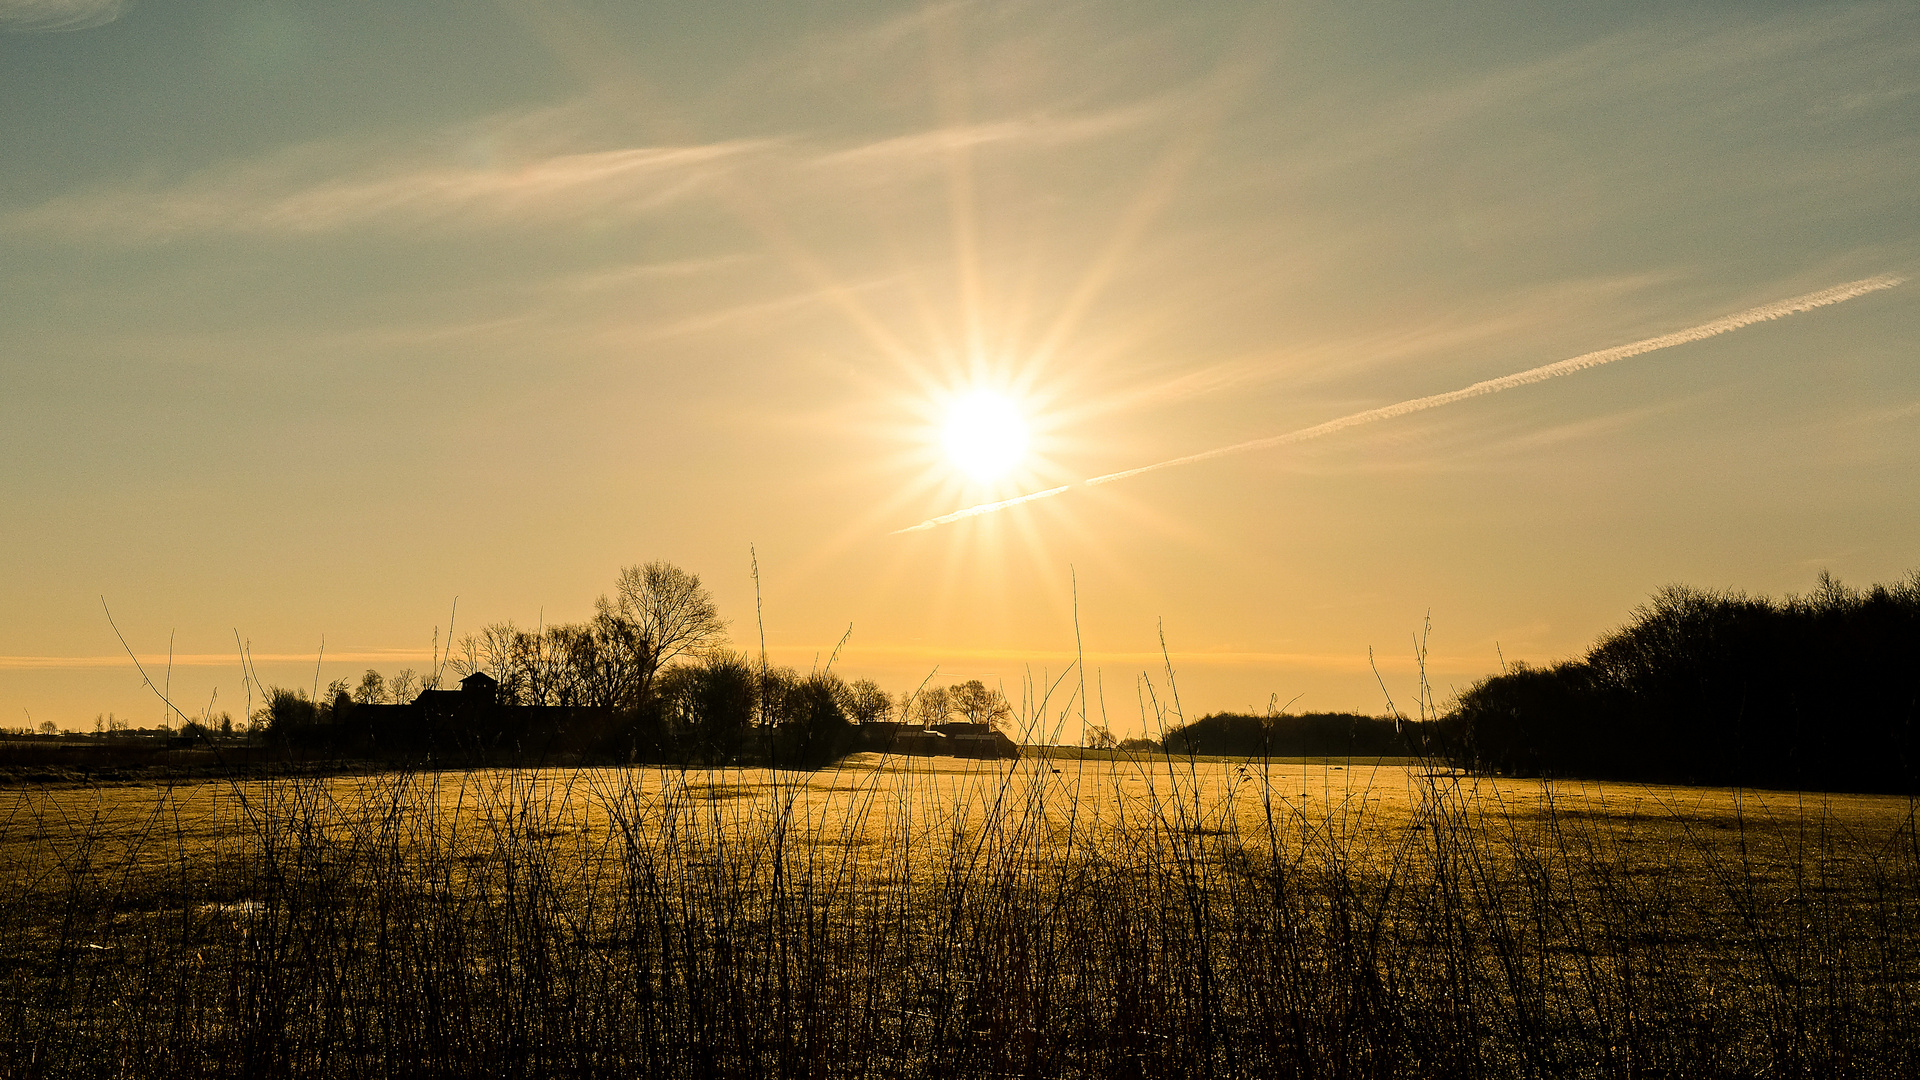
[7,755,1911,896]
[6,755,1919,1075]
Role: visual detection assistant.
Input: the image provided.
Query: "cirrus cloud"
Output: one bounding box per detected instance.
[2,136,769,240]
[0,0,128,33]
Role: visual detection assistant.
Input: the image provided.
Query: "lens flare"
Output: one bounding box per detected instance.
[942,391,1029,482]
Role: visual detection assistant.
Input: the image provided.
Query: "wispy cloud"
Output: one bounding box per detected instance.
[0,649,430,670]
[548,253,759,293]
[1248,5,1919,197]
[4,102,1159,242]
[806,643,1486,675]
[809,102,1166,173]
[624,278,891,342]
[0,0,127,33]
[1107,273,1680,412]
[1374,398,1692,475]
[1845,398,1920,428]
[4,134,766,240]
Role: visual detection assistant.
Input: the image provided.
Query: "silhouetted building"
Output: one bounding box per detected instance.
[856,721,1018,759]
[337,671,611,761]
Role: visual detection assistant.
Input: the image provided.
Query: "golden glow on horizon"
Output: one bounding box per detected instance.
[941,390,1030,482]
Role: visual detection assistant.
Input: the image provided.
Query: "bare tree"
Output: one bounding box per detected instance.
[390,669,421,704]
[571,604,651,712]
[353,668,386,705]
[844,679,893,724]
[322,679,352,723]
[910,685,951,727]
[613,561,728,694]
[512,625,567,706]
[949,680,1013,730]
[659,650,760,764]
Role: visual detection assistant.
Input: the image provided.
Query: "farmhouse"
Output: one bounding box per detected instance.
[336,672,612,758]
[855,720,1019,759]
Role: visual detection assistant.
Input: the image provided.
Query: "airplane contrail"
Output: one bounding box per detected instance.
[895,274,1903,534]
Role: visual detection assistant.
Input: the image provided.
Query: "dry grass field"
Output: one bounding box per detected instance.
[3,754,1917,1078]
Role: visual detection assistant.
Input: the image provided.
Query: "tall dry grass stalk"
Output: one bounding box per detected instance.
[2,748,1917,1078]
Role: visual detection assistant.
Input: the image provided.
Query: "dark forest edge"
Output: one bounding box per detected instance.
[1090,569,1920,794]
[7,568,1917,793]
[1435,570,1920,793]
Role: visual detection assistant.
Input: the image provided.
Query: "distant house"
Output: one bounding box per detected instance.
[335,671,611,760]
[855,720,1018,760]
[415,671,500,719]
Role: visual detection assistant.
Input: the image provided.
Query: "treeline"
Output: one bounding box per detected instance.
[259,561,1011,769]
[1154,711,1418,757]
[1445,571,1920,792]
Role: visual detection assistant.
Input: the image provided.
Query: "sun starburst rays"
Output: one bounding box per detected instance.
[669,3,1264,607]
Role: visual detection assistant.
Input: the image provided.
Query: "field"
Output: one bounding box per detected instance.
[4,754,1918,1078]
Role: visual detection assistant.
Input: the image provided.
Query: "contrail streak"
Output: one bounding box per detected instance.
[895,274,1903,534]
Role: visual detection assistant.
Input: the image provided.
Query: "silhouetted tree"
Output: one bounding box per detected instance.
[614,561,728,697]
[309,680,351,726]
[353,668,386,705]
[390,668,421,704]
[1446,661,1610,777]
[660,651,760,764]
[949,680,1013,730]
[1446,571,1920,791]
[547,608,651,713]
[1161,712,1412,757]
[844,679,893,724]
[769,670,854,769]
[263,687,318,734]
[910,686,951,726]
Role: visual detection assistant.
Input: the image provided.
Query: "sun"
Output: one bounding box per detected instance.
[941,391,1029,482]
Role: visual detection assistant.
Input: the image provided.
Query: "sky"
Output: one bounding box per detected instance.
[3,0,1917,738]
